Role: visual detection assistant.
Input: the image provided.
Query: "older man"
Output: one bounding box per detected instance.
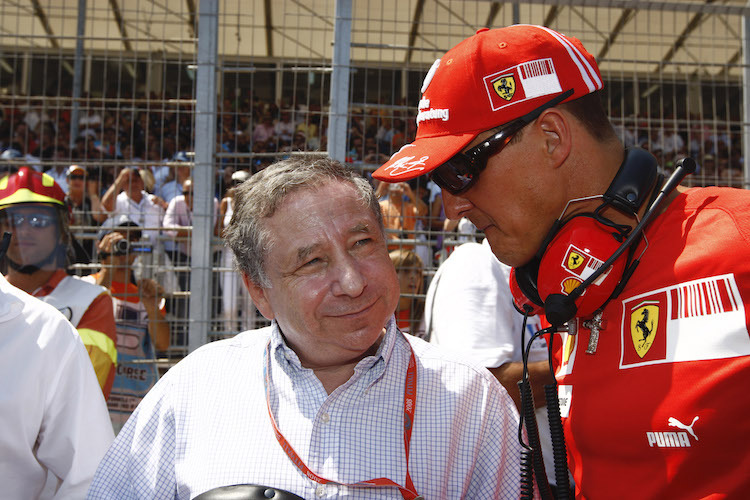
[88,157,523,499]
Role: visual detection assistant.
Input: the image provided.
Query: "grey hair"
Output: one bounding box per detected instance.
[223,156,384,288]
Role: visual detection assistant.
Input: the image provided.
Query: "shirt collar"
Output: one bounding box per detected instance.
[268,316,400,376]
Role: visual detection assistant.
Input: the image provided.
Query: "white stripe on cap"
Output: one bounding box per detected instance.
[528,25,602,93]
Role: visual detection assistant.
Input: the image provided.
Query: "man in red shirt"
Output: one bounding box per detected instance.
[373,25,750,498]
[1,167,117,399]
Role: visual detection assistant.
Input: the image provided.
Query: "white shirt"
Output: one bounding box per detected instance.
[44,167,69,193]
[87,318,523,499]
[113,191,164,244]
[425,239,556,484]
[0,274,114,499]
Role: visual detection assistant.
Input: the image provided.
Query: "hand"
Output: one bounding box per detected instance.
[152,195,168,210]
[138,278,165,311]
[114,168,133,192]
[401,182,416,201]
[98,232,125,264]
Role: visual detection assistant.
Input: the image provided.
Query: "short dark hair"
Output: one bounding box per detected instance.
[560,90,618,143]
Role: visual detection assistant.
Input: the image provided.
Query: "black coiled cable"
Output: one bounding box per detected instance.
[545,333,571,499]
[517,311,554,500]
[519,447,535,500]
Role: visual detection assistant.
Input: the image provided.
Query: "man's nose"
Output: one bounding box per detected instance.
[441,189,474,220]
[332,257,366,297]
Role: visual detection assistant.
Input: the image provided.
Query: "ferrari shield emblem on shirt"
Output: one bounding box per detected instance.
[492,75,516,101]
[630,302,659,358]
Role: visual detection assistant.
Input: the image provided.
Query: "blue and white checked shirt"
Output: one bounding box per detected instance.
[87,318,523,499]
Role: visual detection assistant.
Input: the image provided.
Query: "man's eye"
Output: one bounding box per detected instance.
[354,237,372,247]
[301,257,321,267]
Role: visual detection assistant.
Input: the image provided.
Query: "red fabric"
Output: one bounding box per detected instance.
[557,187,750,498]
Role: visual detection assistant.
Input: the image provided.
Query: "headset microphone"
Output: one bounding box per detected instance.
[543,156,697,327]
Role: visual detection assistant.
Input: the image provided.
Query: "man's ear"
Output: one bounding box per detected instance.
[538,109,571,165]
[241,273,275,320]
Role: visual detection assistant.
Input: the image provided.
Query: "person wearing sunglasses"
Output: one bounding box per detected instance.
[65,165,107,262]
[0,167,118,402]
[374,24,750,499]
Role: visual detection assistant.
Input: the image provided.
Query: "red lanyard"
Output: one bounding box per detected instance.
[264,341,422,500]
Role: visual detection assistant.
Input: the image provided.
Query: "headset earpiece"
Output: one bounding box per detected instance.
[510,265,545,316]
[508,148,673,327]
[535,215,629,326]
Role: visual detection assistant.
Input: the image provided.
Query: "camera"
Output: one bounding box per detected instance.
[112,238,130,256]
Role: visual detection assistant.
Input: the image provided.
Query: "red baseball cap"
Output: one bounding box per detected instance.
[372,24,603,182]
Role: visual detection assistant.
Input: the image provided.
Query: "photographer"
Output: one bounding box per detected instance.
[87,216,169,433]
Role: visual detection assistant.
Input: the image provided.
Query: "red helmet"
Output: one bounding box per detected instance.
[0,166,65,207]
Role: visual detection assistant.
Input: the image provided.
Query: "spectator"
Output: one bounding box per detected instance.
[252,113,275,145]
[44,163,69,194]
[86,216,170,434]
[88,157,523,498]
[162,177,219,341]
[274,109,295,145]
[374,24,750,498]
[217,169,255,332]
[0,272,114,498]
[157,151,192,204]
[377,181,427,252]
[1,146,24,176]
[65,165,107,261]
[101,167,164,245]
[0,167,117,399]
[389,248,425,337]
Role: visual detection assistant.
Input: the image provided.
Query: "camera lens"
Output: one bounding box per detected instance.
[113,238,130,256]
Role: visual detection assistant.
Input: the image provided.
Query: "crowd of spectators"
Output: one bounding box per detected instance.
[1,93,747,345]
[611,113,745,187]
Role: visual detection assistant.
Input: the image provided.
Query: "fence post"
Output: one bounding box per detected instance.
[190,0,219,353]
[328,0,353,163]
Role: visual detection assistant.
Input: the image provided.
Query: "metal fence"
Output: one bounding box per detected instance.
[2,0,749,364]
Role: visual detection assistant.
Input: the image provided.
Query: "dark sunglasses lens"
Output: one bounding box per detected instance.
[69,174,85,180]
[431,159,474,195]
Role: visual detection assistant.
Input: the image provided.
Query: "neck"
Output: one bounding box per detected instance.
[314,364,360,394]
[6,267,57,294]
[69,190,84,204]
[288,331,384,394]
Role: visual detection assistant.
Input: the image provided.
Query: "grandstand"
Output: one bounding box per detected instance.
[1,0,749,363]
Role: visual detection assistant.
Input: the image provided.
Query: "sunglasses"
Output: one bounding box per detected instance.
[68,174,85,181]
[3,211,57,229]
[430,88,575,195]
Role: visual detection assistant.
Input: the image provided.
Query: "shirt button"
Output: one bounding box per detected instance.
[321,412,330,423]
[315,485,326,497]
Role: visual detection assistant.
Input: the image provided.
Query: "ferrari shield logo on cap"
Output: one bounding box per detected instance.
[492,75,516,101]
[630,302,659,358]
